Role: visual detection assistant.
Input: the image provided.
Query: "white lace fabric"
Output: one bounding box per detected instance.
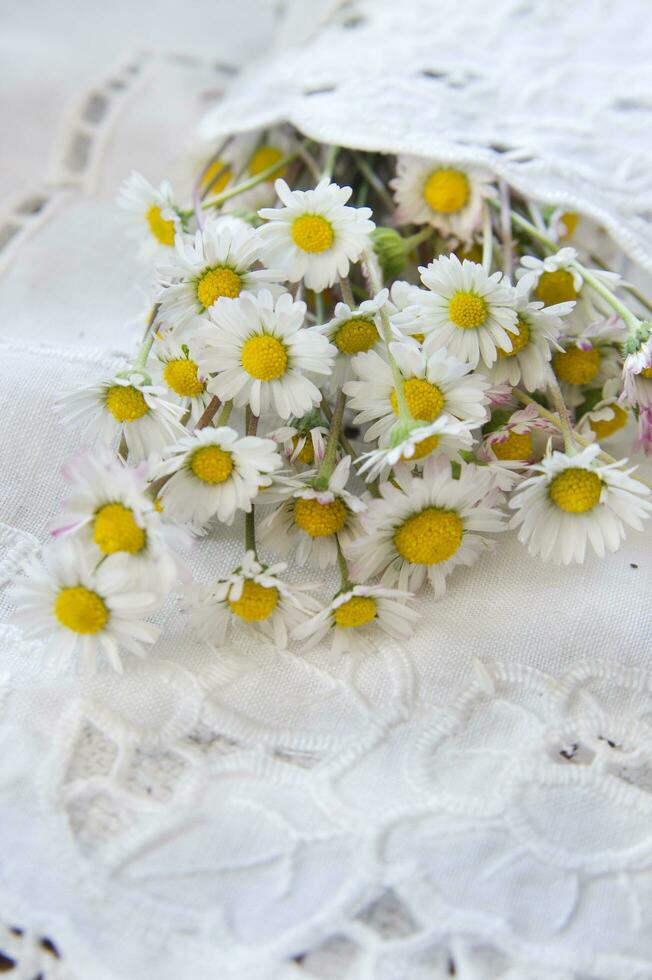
[1,3,652,979]
[202,0,652,276]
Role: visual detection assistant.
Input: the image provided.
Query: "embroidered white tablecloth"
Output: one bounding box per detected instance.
[1,2,651,978]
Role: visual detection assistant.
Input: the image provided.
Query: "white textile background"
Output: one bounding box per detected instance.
[1,2,652,979]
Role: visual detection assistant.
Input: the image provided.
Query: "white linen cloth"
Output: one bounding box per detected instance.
[0,2,651,978]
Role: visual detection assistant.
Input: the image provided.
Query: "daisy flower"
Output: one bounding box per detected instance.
[221,129,295,213]
[487,279,571,391]
[259,456,365,568]
[51,447,189,593]
[151,335,212,424]
[257,178,375,292]
[403,254,518,368]
[391,156,495,242]
[576,379,629,442]
[343,342,490,445]
[292,584,419,655]
[10,540,160,674]
[196,289,335,419]
[268,422,329,467]
[623,322,652,411]
[552,317,623,406]
[319,290,387,392]
[346,456,505,597]
[509,443,652,564]
[185,551,318,650]
[157,217,283,332]
[516,247,582,306]
[57,373,186,462]
[623,322,652,376]
[153,426,282,526]
[480,405,553,464]
[624,364,652,452]
[117,171,182,261]
[356,416,475,482]
[515,246,620,329]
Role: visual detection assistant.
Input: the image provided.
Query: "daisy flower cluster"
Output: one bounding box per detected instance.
[11,129,652,671]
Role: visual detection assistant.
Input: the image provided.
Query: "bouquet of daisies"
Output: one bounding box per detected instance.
[11,128,652,671]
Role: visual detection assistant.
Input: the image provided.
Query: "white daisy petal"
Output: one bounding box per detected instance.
[10,539,162,674]
[257,179,375,292]
[195,289,335,421]
[509,443,652,564]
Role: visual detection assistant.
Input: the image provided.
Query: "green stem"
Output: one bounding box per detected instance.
[403,226,433,252]
[481,202,493,274]
[572,263,639,331]
[245,508,256,554]
[352,153,395,212]
[320,397,380,497]
[244,406,258,553]
[201,149,300,210]
[365,248,412,423]
[335,536,352,592]
[320,396,355,458]
[315,290,325,324]
[322,144,340,180]
[215,400,232,427]
[132,332,155,373]
[489,200,641,332]
[315,390,346,488]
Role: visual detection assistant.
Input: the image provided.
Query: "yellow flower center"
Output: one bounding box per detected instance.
[190,445,234,484]
[448,291,488,329]
[390,377,445,422]
[534,269,577,306]
[93,503,146,555]
[497,318,530,358]
[423,168,470,214]
[640,366,652,379]
[560,212,579,239]
[588,404,628,440]
[250,145,286,180]
[293,436,315,465]
[393,507,463,565]
[293,496,348,537]
[196,266,242,309]
[105,385,149,422]
[55,586,109,634]
[201,159,231,194]
[411,332,425,344]
[241,334,288,381]
[404,433,440,461]
[552,346,602,385]
[228,579,279,622]
[291,214,334,253]
[146,204,176,246]
[334,318,378,355]
[333,595,377,629]
[549,467,602,513]
[492,431,533,461]
[163,358,205,397]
